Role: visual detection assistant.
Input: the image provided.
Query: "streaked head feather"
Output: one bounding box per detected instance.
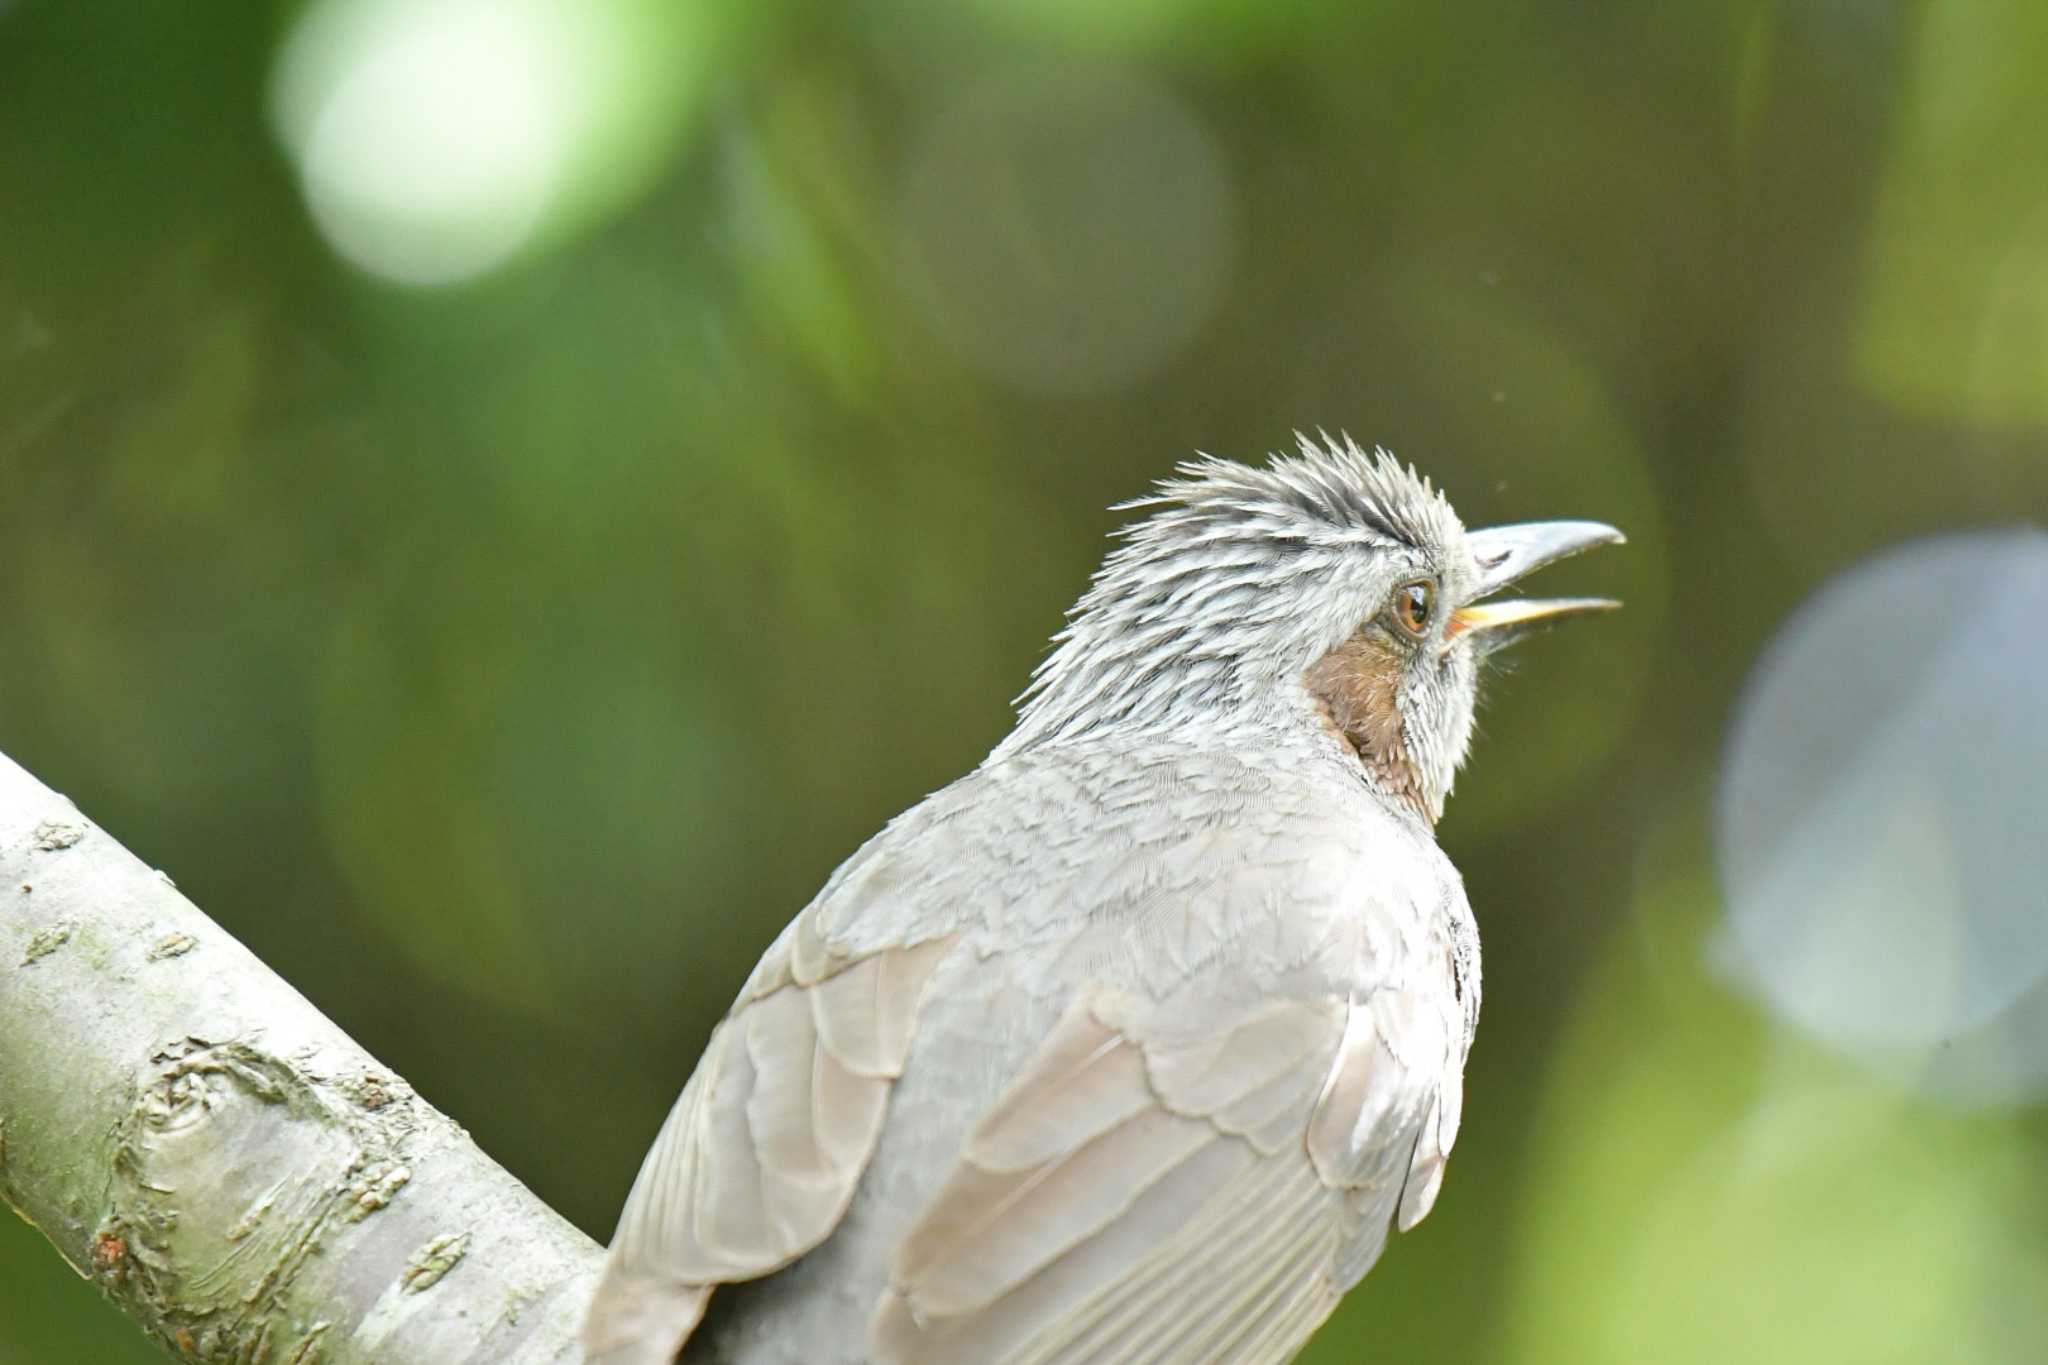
[1003,434,1470,762]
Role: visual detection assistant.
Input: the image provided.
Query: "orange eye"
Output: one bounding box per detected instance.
[1391,579,1435,637]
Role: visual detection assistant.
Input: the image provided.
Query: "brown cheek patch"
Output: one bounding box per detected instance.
[1303,629,1434,823]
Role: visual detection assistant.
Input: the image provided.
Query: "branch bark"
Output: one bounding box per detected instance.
[0,750,601,1362]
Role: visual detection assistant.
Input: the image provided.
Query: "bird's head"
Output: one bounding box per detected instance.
[1006,434,1623,823]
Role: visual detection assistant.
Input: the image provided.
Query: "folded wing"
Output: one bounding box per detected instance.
[583,911,954,1365]
[871,981,1459,1365]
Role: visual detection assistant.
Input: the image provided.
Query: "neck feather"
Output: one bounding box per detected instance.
[1302,629,1438,824]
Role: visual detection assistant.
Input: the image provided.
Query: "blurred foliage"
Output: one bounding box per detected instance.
[3,0,2046,1361]
[1499,806,2048,1365]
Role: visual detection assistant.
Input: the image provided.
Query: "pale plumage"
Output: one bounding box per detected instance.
[585,435,1621,1365]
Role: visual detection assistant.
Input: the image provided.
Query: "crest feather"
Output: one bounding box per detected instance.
[1111,433,1460,556]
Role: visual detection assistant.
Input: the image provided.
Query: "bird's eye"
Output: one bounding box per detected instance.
[1390,578,1436,638]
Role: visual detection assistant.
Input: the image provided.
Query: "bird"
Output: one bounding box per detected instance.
[584,434,1623,1365]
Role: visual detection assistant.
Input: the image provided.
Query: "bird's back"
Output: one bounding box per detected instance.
[681,733,1474,1364]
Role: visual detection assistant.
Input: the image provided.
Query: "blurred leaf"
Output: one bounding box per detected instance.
[1856,0,2048,428]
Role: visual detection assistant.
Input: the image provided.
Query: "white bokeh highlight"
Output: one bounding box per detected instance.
[273,0,614,287]
[1716,529,2048,1104]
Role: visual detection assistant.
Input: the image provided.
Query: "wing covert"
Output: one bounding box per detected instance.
[583,921,954,1365]
[871,980,1458,1365]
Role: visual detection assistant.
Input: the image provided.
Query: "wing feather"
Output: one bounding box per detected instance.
[913,1106,1218,1317]
[1023,1155,1315,1365]
[1044,1157,1335,1365]
[871,987,1450,1365]
[583,925,955,1365]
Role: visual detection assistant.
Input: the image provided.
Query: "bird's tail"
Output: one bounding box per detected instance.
[581,1264,711,1365]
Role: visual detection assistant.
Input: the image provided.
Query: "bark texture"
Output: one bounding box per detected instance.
[0,750,601,1362]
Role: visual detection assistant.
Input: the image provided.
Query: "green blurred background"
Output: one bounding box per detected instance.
[5,0,2047,1360]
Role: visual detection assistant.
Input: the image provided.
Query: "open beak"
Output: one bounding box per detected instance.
[1449,519,1625,651]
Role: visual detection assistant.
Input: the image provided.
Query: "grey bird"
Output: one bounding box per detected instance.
[584,435,1623,1365]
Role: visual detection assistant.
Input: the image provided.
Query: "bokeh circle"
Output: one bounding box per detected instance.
[1716,529,2048,1104]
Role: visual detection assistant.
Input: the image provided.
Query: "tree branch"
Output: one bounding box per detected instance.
[0,750,601,1362]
